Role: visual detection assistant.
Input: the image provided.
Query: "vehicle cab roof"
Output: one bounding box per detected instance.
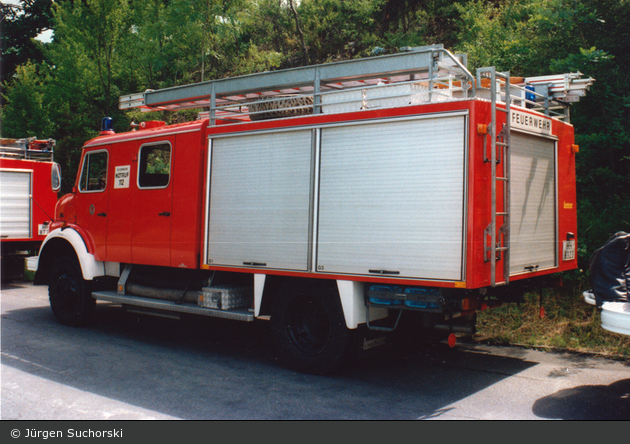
[83,119,209,149]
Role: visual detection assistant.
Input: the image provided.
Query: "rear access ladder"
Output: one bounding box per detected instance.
[478,67,511,287]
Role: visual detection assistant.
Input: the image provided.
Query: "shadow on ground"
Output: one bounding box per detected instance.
[533,379,630,420]
[2,282,541,419]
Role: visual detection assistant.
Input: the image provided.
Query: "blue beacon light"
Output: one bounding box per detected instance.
[100,117,115,135]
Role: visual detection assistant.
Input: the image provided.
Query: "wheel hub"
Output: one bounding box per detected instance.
[52,272,78,309]
[286,295,332,356]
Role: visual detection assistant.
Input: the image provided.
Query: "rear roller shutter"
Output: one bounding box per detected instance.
[509,132,557,275]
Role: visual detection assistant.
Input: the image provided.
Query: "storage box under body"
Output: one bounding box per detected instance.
[198,286,254,310]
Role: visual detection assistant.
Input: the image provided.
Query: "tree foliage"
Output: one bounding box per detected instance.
[1,0,628,268]
[453,0,630,267]
[0,61,51,137]
[0,0,54,86]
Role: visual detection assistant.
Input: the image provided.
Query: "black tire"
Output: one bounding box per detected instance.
[271,282,350,375]
[48,256,95,326]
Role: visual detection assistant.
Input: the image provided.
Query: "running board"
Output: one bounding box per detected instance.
[91,291,255,322]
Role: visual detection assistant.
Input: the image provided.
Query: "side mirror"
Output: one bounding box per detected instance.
[51,163,62,192]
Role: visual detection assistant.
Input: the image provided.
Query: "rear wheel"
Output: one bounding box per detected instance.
[48,256,95,326]
[271,282,350,375]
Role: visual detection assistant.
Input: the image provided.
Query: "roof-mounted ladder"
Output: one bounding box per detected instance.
[478,67,511,287]
[119,45,475,124]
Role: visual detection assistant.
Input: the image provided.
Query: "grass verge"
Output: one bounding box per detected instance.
[475,288,630,361]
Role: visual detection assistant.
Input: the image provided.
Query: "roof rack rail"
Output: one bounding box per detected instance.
[119,45,593,125]
[120,45,475,125]
[475,70,594,122]
[0,138,55,161]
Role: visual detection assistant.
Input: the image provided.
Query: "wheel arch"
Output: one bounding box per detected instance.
[257,276,372,329]
[34,228,105,285]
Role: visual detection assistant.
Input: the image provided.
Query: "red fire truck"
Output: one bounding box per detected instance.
[1,137,60,280]
[31,46,593,373]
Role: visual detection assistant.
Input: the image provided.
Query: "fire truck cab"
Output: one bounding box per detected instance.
[31,45,593,373]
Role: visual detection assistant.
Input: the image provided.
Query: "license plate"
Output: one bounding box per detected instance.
[563,240,575,261]
[38,223,49,236]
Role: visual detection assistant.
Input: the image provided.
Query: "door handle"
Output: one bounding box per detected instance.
[369,269,400,275]
[158,212,171,217]
[97,213,107,217]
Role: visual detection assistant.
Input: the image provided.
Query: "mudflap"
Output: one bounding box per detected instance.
[351,323,390,358]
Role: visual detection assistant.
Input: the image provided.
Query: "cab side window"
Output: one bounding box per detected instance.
[138,143,171,188]
[79,151,108,192]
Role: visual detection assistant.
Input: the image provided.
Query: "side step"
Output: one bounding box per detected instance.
[91,291,255,322]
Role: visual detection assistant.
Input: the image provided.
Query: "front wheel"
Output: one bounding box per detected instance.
[271,282,350,375]
[48,256,95,326]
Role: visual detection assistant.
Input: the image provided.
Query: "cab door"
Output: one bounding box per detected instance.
[75,149,109,260]
[131,141,173,266]
[105,141,135,264]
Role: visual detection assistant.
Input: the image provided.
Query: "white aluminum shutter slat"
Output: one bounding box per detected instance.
[0,171,32,239]
[207,130,312,270]
[509,132,557,274]
[317,116,466,280]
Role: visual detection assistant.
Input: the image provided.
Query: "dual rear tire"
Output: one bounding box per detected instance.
[271,282,350,375]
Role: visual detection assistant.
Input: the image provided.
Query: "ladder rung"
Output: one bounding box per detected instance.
[496,142,508,147]
[496,247,508,252]
[496,212,508,216]
[497,177,508,181]
[497,108,509,113]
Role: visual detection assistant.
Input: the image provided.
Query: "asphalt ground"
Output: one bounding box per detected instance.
[2,280,629,421]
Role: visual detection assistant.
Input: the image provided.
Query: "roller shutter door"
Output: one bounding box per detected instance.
[0,170,32,239]
[316,116,466,280]
[206,130,312,270]
[509,132,557,275]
